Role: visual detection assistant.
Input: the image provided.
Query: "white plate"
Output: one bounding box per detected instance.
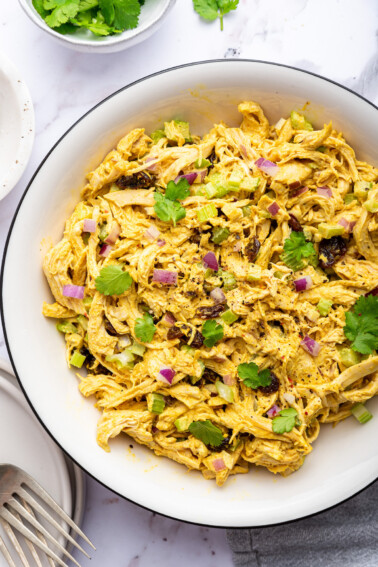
[1,60,378,527]
[0,52,34,201]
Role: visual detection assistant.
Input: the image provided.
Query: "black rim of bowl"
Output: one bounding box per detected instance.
[1,59,377,529]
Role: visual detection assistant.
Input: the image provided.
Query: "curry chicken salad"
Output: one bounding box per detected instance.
[43,101,378,486]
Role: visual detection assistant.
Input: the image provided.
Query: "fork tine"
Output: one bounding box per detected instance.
[18,487,90,559]
[0,533,17,567]
[22,475,95,550]
[0,507,72,567]
[0,517,31,567]
[3,499,81,567]
[21,499,54,567]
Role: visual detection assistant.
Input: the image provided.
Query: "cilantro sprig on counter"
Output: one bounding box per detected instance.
[189,420,224,447]
[281,231,318,272]
[344,295,378,354]
[237,362,272,389]
[95,265,133,296]
[32,0,144,36]
[154,178,190,226]
[193,0,239,30]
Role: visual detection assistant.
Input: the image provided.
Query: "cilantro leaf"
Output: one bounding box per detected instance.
[72,10,118,34]
[193,0,239,30]
[344,295,378,354]
[98,0,140,30]
[165,178,190,202]
[237,362,272,389]
[272,408,300,434]
[202,320,224,348]
[281,231,318,272]
[95,265,133,296]
[32,0,49,17]
[134,312,156,343]
[44,0,80,27]
[189,420,224,447]
[154,193,186,226]
[77,0,99,10]
[218,0,239,14]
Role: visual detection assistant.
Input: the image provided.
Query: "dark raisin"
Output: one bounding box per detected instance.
[318,236,348,269]
[207,150,217,168]
[366,287,378,297]
[95,364,112,375]
[289,181,301,191]
[190,330,204,348]
[196,304,225,319]
[167,325,187,340]
[116,171,156,189]
[104,318,118,336]
[190,228,202,244]
[167,325,204,348]
[259,372,280,394]
[80,347,95,367]
[288,213,303,232]
[202,368,221,382]
[245,237,261,263]
[218,435,231,449]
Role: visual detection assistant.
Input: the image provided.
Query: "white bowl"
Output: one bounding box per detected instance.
[2,60,378,527]
[0,51,34,201]
[18,0,176,54]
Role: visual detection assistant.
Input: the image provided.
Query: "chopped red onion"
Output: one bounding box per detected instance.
[338,217,356,233]
[156,239,166,247]
[294,276,312,292]
[62,284,85,299]
[192,169,207,183]
[99,244,112,257]
[144,224,160,241]
[153,269,177,285]
[316,186,333,198]
[293,186,309,197]
[210,287,226,304]
[300,335,322,357]
[255,157,279,176]
[223,374,235,386]
[145,157,158,171]
[163,312,176,326]
[267,201,280,216]
[203,252,219,271]
[213,458,226,472]
[104,222,121,245]
[83,219,96,233]
[157,366,176,384]
[267,404,280,418]
[174,172,197,185]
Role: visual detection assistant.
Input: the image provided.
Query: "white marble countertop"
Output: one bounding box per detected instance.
[0,1,377,565]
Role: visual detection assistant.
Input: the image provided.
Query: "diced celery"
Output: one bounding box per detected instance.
[193,185,206,197]
[316,145,326,153]
[215,380,234,403]
[273,271,284,279]
[98,224,108,242]
[147,393,165,414]
[190,375,201,385]
[82,233,90,245]
[164,120,191,144]
[105,350,135,369]
[150,129,166,143]
[344,193,357,205]
[204,268,215,279]
[290,111,313,131]
[197,204,218,223]
[56,321,77,334]
[109,183,120,193]
[70,350,86,368]
[318,223,345,238]
[354,180,373,200]
[204,182,218,199]
[340,348,361,368]
[129,343,146,357]
[221,309,238,325]
[351,403,373,424]
[242,205,251,217]
[195,157,212,168]
[181,344,195,355]
[83,296,93,311]
[174,416,191,432]
[317,299,333,316]
[258,210,271,219]
[247,265,262,282]
[228,173,243,188]
[190,360,205,383]
[240,177,260,192]
[220,270,237,291]
[364,199,378,213]
[212,227,230,244]
[77,315,88,331]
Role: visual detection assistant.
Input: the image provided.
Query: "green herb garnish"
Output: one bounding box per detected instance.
[201,320,224,348]
[189,420,224,446]
[193,0,239,31]
[272,408,300,434]
[134,312,156,343]
[154,178,190,226]
[343,295,378,354]
[281,231,318,271]
[237,362,272,389]
[95,265,133,296]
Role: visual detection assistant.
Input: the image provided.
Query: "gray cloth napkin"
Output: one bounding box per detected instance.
[227,480,378,567]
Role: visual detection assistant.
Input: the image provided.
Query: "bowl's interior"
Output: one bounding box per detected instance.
[2,61,378,527]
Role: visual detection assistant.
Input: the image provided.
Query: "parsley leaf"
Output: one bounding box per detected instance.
[44,0,80,28]
[98,0,140,30]
[95,265,133,296]
[202,320,224,348]
[344,295,378,354]
[165,178,191,201]
[281,231,318,272]
[153,178,190,226]
[193,0,239,30]
[189,420,224,447]
[134,312,156,343]
[272,408,300,434]
[237,362,272,389]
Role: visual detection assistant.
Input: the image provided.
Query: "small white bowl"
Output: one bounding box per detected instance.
[18,0,176,54]
[0,52,34,201]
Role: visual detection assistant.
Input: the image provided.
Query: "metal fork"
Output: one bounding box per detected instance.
[0,464,95,567]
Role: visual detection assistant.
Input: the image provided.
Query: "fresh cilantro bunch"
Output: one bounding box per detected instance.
[32,0,145,36]
[154,178,190,226]
[95,265,133,295]
[201,320,224,348]
[237,362,272,389]
[134,312,156,343]
[189,420,224,447]
[272,408,300,434]
[344,295,378,354]
[281,231,318,272]
[193,0,239,31]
